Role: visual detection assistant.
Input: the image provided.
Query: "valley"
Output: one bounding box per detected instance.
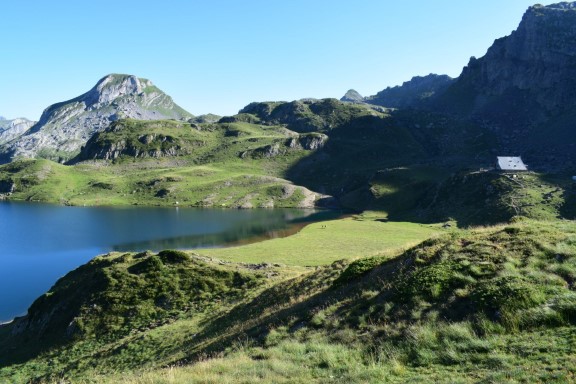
[1,2,576,383]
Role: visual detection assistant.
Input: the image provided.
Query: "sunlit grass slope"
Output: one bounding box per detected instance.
[1,219,575,383]
[201,218,440,266]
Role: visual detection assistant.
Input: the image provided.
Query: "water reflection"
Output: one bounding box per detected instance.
[0,202,341,322]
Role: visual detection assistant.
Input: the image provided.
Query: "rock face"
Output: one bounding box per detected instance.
[2,74,193,163]
[434,2,576,163]
[0,179,15,194]
[74,120,194,162]
[0,118,36,145]
[440,3,576,121]
[362,74,454,108]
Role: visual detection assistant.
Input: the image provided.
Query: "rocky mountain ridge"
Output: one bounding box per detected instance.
[342,74,454,109]
[341,89,364,103]
[0,118,36,145]
[439,2,576,118]
[340,2,576,167]
[432,2,576,164]
[1,74,193,163]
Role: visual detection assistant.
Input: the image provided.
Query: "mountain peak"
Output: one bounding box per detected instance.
[96,74,152,97]
[341,89,364,103]
[533,2,576,11]
[2,74,193,163]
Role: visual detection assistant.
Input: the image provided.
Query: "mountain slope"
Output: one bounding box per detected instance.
[0,99,500,212]
[1,219,575,382]
[435,2,576,164]
[2,74,193,163]
[357,74,454,108]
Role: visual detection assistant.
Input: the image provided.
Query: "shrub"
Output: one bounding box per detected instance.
[333,255,387,286]
[398,261,463,300]
[471,275,545,314]
[158,250,190,264]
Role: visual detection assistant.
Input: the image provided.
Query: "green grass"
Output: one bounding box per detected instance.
[89,326,576,384]
[2,100,576,382]
[0,119,320,209]
[3,219,576,383]
[200,218,441,266]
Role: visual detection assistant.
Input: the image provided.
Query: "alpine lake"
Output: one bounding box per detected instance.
[0,201,340,323]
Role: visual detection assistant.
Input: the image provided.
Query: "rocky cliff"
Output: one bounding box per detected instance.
[0,118,36,145]
[434,2,576,165]
[2,74,193,163]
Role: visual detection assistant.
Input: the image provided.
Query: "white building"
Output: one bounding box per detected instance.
[496,156,528,171]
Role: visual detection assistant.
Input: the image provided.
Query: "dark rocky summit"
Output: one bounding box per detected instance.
[439,2,576,120]
[433,2,576,164]
[363,74,454,109]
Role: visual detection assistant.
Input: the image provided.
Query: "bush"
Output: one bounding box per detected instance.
[333,255,387,286]
[398,261,463,300]
[158,250,190,264]
[471,275,545,314]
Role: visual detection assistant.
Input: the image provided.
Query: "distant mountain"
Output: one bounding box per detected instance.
[0,118,36,145]
[1,74,193,163]
[341,75,454,109]
[366,74,454,108]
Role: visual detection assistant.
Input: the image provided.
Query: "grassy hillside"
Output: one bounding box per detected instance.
[347,166,576,226]
[0,100,506,216]
[0,119,326,208]
[3,100,572,227]
[1,219,575,383]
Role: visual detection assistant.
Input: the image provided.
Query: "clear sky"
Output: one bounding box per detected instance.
[0,0,557,120]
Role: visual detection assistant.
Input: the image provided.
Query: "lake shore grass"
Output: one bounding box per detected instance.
[199,217,442,266]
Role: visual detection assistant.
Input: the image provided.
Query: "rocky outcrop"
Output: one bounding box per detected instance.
[288,133,328,150]
[243,133,328,160]
[78,130,185,161]
[0,118,36,145]
[2,74,193,163]
[0,179,15,194]
[430,2,576,164]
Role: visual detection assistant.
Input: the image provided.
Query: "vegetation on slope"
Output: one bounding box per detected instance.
[0,119,326,208]
[1,219,575,383]
[0,99,503,214]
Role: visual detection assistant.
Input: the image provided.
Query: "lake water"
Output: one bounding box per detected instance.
[0,202,339,322]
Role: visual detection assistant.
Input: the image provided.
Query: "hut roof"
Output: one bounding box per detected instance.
[497,156,528,171]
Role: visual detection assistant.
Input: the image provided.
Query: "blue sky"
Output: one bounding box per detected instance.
[0,0,556,120]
